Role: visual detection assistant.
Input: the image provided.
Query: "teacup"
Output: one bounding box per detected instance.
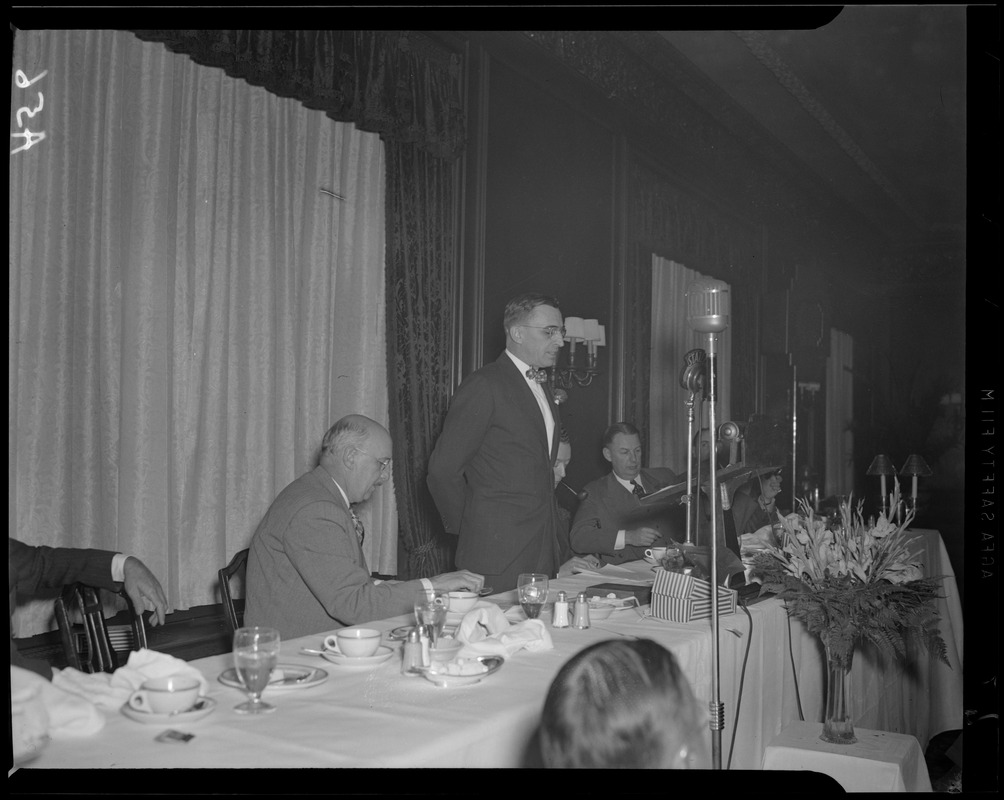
[644,546,668,565]
[127,674,201,715]
[326,627,382,658]
[429,637,463,665]
[446,590,478,615]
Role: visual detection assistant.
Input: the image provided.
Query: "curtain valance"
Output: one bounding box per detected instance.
[130,29,466,160]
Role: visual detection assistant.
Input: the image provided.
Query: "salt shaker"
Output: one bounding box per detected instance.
[552,591,570,628]
[572,592,590,629]
[418,624,431,667]
[401,628,423,675]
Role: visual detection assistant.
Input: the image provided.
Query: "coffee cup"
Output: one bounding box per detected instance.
[644,547,668,564]
[326,627,382,658]
[446,590,478,615]
[127,675,201,715]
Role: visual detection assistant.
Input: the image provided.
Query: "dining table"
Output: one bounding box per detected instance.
[17,528,962,781]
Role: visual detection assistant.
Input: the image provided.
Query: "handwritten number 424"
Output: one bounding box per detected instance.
[12,69,48,155]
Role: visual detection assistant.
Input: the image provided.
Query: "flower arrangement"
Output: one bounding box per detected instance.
[750,483,949,668]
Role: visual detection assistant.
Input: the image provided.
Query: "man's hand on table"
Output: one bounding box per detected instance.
[625,527,660,547]
[557,555,601,578]
[429,570,485,594]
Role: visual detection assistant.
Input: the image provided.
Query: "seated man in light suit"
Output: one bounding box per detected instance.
[570,422,684,566]
[9,538,168,678]
[245,414,483,641]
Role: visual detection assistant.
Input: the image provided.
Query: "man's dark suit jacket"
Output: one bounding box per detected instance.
[9,538,118,678]
[570,468,685,565]
[427,351,562,592]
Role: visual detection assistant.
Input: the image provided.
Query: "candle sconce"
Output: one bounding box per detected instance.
[548,316,604,393]
[899,454,932,516]
[866,454,897,518]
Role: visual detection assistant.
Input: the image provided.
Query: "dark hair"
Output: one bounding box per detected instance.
[503,293,560,336]
[539,639,704,769]
[602,421,640,449]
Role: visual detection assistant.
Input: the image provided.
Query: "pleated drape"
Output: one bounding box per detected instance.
[10,30,390,635]
[649,256,732,474]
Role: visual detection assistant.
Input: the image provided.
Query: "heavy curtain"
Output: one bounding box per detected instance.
[825,329,854,498]
[9,30,390,636]
[649,256,732,474]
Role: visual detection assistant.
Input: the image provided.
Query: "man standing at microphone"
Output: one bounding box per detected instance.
[428,293,567,592]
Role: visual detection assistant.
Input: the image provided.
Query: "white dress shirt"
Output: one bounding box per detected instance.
[505,350,555,451]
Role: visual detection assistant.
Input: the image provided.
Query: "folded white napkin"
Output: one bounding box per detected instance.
[455,601,553,659]
[12,665,105,751]
[52,648,210,712]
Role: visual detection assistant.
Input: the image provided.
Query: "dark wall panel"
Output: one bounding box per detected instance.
[482,59,614,487]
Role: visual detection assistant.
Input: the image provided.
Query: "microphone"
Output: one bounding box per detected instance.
[679,348,706,393]
[686,278,730,333]
[560,481,589,502]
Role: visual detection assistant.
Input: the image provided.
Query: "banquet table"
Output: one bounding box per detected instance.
[21,528,961,775]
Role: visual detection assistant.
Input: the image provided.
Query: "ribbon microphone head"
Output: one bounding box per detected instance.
[679,348,706,392]
[686,278,730,333]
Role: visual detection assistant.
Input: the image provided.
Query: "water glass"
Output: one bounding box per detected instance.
[414,590,449,644]
[232,626,280,715]
[516,573,548,619]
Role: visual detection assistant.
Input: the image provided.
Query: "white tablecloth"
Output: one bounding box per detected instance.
[762,721,932,792]
[20,529,961,775]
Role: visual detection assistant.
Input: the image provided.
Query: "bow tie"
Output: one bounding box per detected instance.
[525,367,548,384]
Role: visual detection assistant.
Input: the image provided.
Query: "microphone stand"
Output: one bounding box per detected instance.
[705,330,724,771]
[683,391,697,545]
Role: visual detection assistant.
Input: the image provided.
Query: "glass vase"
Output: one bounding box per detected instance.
[820,641,857,744]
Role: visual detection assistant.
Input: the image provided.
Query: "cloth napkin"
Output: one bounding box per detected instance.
[11,665,105,754]
[52,647,210,712]
[454,601,553,659]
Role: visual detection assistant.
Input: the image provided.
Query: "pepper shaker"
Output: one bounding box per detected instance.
[552,591,570,628]
[572,592,590,629]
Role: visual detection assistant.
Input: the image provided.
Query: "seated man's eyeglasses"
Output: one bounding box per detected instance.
[521,325,566,339]
[356,448,392,473]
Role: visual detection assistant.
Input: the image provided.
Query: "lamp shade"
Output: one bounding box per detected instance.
[581,318,600,341]
[563,316,585,340]
[866,454,897,476]
[595,324,605,347]
[899,454,933,477]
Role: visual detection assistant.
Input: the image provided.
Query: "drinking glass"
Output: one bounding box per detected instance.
[516,573,549,619]
[232,626,280,715]
[414,590,449,644]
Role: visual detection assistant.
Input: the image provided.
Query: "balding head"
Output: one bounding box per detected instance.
[320,415,392,504]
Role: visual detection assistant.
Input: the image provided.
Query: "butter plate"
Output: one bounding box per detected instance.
[121,696,216,725]
[423,655,503,688]
[218,664,328,691]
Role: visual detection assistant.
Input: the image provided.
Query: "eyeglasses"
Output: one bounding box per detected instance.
[356,447,392,473]
[521,325,566,339]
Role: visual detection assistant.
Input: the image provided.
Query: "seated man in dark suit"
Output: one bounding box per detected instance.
[731,469,784,538]
[9,538,168,678]
[552,431,601,577]
[570,422,685,566]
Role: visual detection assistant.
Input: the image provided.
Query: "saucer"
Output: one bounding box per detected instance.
[423,656,504,688]
[121,696,216,725]
[218,664,328,691]
[321,645,395,668]
[388,625,457,641]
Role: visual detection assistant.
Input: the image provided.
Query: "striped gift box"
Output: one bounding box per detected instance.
[650,568,737,622]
